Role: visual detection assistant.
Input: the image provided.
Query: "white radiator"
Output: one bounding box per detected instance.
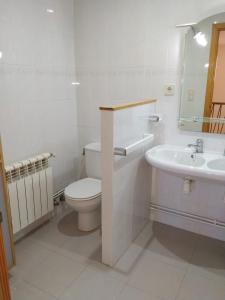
[5,153,54,235]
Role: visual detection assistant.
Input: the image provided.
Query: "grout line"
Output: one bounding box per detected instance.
[56,264,89,299]
[173,240,198,300]
[22,278,57,299]
[174,270,187,300]
[174,237,199,300]
[117,282,128,296]
[124,284,165,300]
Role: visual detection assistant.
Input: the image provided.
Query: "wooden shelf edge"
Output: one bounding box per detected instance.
[99,99,157,111]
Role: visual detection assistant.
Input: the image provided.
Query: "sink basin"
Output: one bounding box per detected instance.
[145,145,225,182]
[207,158,225,171]
[156,149,206,167]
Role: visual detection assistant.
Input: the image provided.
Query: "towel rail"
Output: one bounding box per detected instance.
[114,134,154,156]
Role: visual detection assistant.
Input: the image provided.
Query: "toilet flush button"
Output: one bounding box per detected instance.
[164,84,175,96]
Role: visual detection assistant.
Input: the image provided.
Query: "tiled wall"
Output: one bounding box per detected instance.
[101,103,155,266]
[74,0,225,150]
[74,0,225,240]
[0,0,79,191]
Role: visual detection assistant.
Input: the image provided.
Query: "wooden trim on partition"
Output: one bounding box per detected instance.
[99,99,157,111]
[0,221,11,300]
[0,139,16,266]
[202,23,225,132]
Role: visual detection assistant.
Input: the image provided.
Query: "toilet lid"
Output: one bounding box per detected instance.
[64,178,101,200]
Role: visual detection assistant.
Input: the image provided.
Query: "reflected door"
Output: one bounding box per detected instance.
[203,23,225,133]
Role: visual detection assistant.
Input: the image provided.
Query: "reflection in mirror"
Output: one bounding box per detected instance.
[203,25,225,133]
[178,13,225,134]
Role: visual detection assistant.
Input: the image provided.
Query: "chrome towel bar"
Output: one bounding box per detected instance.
[148,115,161,122]
[114,134,154,156]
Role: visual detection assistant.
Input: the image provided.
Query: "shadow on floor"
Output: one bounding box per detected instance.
[57,210,102,262]
[137,222,225,270]
[57,211,98,237]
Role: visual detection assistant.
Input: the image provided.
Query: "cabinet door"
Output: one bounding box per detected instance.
[0,213,11,300]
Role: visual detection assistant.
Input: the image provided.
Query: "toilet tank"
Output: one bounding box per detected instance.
[84,143,101,179]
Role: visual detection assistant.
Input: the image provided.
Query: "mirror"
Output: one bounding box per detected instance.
[179,12,225,134]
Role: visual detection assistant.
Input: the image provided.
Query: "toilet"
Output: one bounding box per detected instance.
[64,143,101,231]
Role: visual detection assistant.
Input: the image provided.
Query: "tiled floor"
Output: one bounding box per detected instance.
[10,203,225,300]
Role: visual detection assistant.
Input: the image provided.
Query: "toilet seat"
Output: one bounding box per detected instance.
[64,178,101,201]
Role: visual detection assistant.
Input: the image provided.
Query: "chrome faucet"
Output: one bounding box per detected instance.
[188,139,204,153]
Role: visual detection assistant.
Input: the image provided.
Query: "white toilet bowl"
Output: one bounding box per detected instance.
[64,177,101,231]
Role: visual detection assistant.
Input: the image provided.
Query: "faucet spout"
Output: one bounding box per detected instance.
[187,139,204,153]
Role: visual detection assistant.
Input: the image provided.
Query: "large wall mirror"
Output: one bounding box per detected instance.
[179,12,225,134]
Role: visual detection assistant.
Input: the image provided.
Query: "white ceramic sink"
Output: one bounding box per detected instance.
[145,145,225,182]
[207,158,225,171]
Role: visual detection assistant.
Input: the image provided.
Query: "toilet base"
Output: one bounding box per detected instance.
[78,208,101,231]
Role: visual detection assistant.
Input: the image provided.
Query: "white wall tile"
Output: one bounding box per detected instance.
[74,0,225,240]
[0,0,78,192]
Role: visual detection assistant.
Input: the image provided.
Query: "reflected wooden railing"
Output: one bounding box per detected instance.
[209,102,225,133]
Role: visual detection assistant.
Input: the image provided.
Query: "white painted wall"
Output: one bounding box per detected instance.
[0,0,79,192]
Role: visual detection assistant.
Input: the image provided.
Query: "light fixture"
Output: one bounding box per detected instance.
[176,23,208,47]
[72,82,80,86]
[193,32,208,47]
[46,8,54,13]
[0,51,2,59]
[204,63,209,68]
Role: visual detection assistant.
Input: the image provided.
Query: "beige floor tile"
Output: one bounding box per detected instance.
[128,250,185,300]
[14,237,53,272]
[11,280,56,300]
[9,269,27,288]
[59,266,125,300]
[59,228,101,262]
[88,243,147,284]
[52,245,91,266]
[9,207,225,300]
[112,243,146,281]
[30,221,70,250]
[190,235,225,280]
[47,210,101,264]
[24,252,86,298]
[177,268,225,300]
[117,285,161,300]
[146,236,195,269]
[88,259,129,284]
[134,222,197,269]
[10,237,53,285]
